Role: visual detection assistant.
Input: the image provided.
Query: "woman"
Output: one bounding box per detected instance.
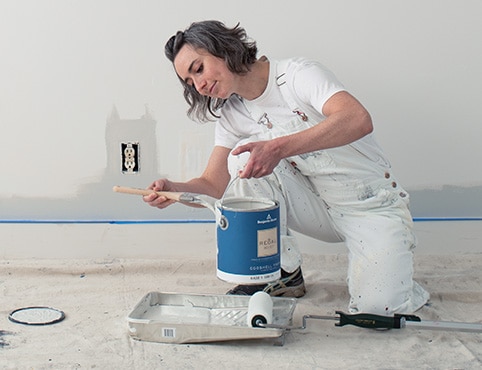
[143,20,429,315]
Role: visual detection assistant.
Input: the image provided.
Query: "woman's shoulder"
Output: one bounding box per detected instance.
[279,57,335,77]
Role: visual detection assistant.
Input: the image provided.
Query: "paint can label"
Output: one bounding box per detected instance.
[257,227,277,257]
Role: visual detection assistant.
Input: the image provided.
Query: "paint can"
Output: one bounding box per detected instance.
[215,197,281,284]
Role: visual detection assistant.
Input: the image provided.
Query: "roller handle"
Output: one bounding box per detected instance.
[112,185,184,202]
[335,311,421,330]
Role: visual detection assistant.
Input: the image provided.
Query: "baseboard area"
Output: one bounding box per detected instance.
[0,221,480,260]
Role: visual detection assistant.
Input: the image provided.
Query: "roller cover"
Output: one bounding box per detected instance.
[247,291,273,327]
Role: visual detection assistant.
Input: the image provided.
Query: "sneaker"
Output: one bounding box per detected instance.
[226,267,306,298]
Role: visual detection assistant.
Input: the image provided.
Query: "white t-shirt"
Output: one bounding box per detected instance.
[214,57,345,149]
[214,57,392,181]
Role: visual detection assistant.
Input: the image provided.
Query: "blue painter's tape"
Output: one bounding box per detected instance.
[412,217,482,222]
[1,218,481,224]
[0,219,214,224]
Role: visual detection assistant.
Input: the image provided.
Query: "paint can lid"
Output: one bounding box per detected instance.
[8,306,65,326]
[217,197,278,212]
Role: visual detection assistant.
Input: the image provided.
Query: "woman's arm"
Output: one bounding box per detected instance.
[232,91,373,179]
[143,145,232,209]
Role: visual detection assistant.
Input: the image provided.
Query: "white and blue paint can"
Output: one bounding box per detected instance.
[216,197,281,284]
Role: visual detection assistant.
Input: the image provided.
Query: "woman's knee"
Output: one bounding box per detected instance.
[347,254,415,315]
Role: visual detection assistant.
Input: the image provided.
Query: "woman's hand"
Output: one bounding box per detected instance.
[231,139,282,179]
[143,178,177,209]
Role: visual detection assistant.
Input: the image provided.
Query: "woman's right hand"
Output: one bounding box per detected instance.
[143,178,177,209]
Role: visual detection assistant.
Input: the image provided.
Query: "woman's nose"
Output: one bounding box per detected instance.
[193,77,207,94]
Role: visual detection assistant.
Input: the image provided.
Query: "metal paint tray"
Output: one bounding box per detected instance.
[127,291,297,344]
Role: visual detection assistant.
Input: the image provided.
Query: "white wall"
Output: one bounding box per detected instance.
[1,0,482,219]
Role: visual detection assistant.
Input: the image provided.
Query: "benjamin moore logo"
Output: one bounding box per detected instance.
[257,213,278,224]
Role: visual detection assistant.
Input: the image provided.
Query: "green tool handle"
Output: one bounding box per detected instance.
[335,311,421,329]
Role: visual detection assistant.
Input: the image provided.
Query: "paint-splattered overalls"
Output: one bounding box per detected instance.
[224,59,429,315]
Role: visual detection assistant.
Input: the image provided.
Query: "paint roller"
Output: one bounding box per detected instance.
[247,291,273,328]
[247,292,482,333]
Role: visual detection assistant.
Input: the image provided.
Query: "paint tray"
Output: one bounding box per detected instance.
[127,291,297,344]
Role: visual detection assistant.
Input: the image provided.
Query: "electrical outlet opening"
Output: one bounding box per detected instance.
[121,142,140,174]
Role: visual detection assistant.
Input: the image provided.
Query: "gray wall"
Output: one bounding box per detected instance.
[1,0,481,220]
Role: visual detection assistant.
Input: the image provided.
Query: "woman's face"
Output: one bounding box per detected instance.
[174,44,235,99]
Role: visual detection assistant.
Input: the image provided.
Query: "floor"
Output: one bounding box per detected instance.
[1,222,481,369]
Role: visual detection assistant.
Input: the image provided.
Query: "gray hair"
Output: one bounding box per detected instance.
[165,20,258,122]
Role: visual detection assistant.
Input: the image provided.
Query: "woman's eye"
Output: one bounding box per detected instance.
[196,65,203,73]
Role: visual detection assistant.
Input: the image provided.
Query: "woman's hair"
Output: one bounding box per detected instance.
[165,20,258,122]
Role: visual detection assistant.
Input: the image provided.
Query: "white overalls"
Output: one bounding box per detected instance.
[218,58,429,315]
